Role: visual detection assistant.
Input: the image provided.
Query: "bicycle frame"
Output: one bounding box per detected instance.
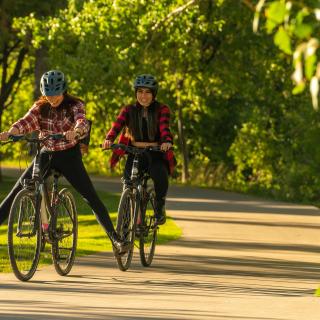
[3,133,79,280]
[110,144,162,270]
[115,144,164,225]
[10,134,65,241]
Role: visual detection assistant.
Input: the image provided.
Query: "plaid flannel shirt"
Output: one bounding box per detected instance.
[12,101,89,151]
[106,103,176,175]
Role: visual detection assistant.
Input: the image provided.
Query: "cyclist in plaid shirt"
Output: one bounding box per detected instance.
[103,74,176,225]
[0,70,128,254]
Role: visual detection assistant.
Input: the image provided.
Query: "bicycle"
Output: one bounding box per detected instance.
[109,143,164,271]
[1,134,78,281]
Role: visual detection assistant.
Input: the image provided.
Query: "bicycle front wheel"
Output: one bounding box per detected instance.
[51,188,78,276]
[139,188,157,267]
[7,189,41,281]
[115,188,137,271]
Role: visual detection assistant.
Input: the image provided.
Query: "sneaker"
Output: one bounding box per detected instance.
[113,239,131,256]
[109,232,131,255]
[155,199,167,225]
[155,207,166,225]
[135,225,141,237]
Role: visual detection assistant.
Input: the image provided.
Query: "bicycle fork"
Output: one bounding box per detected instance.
[40,185,49,232]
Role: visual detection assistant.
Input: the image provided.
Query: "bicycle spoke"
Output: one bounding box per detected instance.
[115,189,136,271]
[8,190,41,281]
[139,189,157,267]
[51,189,78,276]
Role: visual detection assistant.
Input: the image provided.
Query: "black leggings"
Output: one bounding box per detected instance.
[124,151,169,203]
[0,145,116,235]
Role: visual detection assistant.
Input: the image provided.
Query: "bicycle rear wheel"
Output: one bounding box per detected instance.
[115,188,137,271]
[139,188,157,267]
[51,188,78,276]
[7,189,41,281]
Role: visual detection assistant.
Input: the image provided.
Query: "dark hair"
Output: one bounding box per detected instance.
[126,101,160,141]
[36,92,84,119]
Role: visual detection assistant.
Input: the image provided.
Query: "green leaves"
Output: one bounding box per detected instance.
[253,0,320,109]
[293,23,313,39]
[2,0,320,199]
[265,1,287,33]
[274,26,291,54]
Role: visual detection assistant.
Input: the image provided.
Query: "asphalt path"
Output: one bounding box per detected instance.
[0,168,320,319]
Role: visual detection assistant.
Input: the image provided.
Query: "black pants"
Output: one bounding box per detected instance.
[0,145,116,236]
[124,151,168,204]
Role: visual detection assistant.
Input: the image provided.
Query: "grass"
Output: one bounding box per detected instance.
[0,176,182,273]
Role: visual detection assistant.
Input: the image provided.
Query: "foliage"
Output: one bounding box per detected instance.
[1,0,320,203]
[253,0,320,109]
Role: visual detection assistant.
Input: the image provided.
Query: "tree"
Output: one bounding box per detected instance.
[250,0,320,109]
[8,0,318,201]
[0,0,67,180]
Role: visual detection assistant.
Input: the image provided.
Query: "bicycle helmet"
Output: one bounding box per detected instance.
[133,74,158,96]
[40,70,67,96]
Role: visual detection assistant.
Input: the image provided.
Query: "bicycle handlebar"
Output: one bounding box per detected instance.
[110,143,173,154]
[1,133,65,144]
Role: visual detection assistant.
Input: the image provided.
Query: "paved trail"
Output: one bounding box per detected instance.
[0,169,319,319]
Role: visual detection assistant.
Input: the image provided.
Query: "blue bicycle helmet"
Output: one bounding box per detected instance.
[40,70,67,96]
[133,74,158,96]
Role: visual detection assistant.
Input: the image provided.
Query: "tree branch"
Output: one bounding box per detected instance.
[241,0,255,12]
[241,0,314,12]
[3,69,28,110]
[0,45,9,106]
[7,40,22,56]
[151,0,198,32]
[145,0,198,50]
[4,47,28,102]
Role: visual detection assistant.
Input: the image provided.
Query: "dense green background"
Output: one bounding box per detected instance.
[1,0,320,202]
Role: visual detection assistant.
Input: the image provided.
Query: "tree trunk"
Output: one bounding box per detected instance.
[34,46,48,100]
[29,46,48,156]
[176,79,189,183]
[0,112,3,182]
[0,44,28,182]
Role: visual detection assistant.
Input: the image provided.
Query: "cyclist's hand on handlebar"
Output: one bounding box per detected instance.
[0,132,10,141]
[0,126,19,141]
[64,130,78,141]
[102,139,112,149]
[160,142,172,152]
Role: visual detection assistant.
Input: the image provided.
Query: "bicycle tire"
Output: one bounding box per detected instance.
[7,189,41,281]
[139,188,157,267]
[115,188,137,271]
[51,188,78,276]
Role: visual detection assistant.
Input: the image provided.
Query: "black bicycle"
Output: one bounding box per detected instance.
[110,144,161,271]
[1,134,78,281]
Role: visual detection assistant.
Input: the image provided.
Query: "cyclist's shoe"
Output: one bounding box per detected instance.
[113,240,131,256]
[135,225,141,237]
[110,232,131,255]
[155,207,166,225]
[155,199,167,225]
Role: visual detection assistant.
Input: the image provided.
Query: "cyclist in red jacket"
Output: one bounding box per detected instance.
[0,70,128,254]
[102,74,176,225]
